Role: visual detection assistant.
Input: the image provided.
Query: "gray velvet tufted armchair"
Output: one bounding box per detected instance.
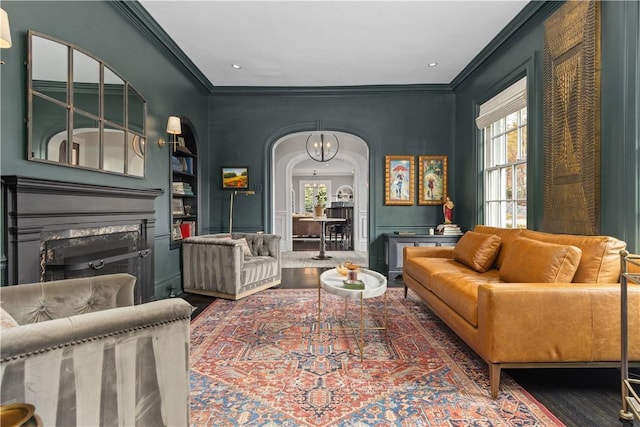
[0,273,192,426]
[182,232,281,300]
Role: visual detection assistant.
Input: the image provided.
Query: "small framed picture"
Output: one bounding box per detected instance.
[172,197,184,215]
[222,167,249,189]
[418,155,448,205]
[385,155,415,205]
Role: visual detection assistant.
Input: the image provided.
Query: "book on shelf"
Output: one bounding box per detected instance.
[172,182,194,195]
[183,157,194,174]
[171,156,195,174]
[171,156,183,172]
[173,220,196,240]
[393,231,416,235]
[436,224,463,235]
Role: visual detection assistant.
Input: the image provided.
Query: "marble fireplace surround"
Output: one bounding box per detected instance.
[2,176,163,303]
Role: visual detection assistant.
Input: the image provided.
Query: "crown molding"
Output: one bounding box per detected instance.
[210,84,453,97]
[111,1,214,93]
[451,1,564,89]
[112,1,561,95]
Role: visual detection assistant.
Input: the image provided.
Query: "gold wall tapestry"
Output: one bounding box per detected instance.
[543,0,601,235]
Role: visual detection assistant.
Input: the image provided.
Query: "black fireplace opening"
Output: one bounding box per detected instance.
[42,231,149,288]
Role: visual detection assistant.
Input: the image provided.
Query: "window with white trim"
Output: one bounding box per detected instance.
[476,77,527,229]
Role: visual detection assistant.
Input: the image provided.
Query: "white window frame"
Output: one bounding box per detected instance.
[299,180,331,213]
[477,77,527,229]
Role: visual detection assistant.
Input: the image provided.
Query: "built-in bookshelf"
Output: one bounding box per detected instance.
[170,123,198,249]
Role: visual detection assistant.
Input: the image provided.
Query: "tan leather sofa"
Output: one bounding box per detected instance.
[403,225,640,398]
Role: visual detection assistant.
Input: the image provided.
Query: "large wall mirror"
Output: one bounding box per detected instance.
[28,31,147,177]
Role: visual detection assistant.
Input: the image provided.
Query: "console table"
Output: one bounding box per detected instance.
[383,233,460,280]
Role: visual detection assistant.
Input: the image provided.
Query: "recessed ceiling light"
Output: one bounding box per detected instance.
[428,62,438,68]
[231,64,242,69]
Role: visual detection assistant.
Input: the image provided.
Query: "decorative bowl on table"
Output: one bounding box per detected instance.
[336,263,349,276]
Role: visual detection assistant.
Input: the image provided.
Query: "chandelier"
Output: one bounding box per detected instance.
[306,133,339,162]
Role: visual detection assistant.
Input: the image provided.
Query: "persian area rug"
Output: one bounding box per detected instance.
[190,289,563,426]
[281,251,368,269]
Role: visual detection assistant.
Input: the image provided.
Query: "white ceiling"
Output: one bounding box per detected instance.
[139,0,529,87]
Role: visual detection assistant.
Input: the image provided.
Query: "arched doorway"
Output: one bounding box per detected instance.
[271,131,369,256]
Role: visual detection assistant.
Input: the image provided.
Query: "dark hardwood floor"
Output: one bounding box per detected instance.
[180,243,634,427]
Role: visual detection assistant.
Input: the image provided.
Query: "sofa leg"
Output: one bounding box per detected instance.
[404,285,408,298]
[489,363,501,398]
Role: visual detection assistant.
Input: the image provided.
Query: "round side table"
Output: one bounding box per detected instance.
[318,268,388,360]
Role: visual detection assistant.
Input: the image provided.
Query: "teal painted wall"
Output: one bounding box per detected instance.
[208,89,455,270]
[0,1,210,297]
[452,1,639,252]
[208,0,640,265]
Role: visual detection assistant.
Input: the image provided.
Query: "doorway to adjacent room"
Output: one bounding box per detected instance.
[271,131,369,267]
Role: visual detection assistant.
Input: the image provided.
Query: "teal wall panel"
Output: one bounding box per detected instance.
[0,1,210,297]
[208,89,455,269]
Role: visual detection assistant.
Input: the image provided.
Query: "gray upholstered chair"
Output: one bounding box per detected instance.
[0,273,192,426]
[182,232,281,300]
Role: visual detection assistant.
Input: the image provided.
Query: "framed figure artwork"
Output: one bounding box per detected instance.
[222,167,249,189]
[418,155,447,205]
[384,155,414,205]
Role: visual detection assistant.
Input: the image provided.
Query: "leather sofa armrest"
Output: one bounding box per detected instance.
[477,282,640,362]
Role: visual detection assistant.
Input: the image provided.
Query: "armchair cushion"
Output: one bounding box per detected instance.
[0,307,18,329]
[0,273,135,324]
[236,237,254,257]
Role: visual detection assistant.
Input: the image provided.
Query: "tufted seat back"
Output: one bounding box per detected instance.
[0,273,135,325]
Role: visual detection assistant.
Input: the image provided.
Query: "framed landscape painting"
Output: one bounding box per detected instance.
[418,155,447,205]
[222,167,249,189]
[385,155,415,205]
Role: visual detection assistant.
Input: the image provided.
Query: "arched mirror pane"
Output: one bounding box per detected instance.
[128,87,144,134]
[128,134,145,177]
[31,95,67,163]
[73,50,99,117]
[72,113,101,169]
[104,67,124,126]
[103,126,125,174]
[31,35,67,104]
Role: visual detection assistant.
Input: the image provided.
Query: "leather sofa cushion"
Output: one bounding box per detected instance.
[499,237,582,283]
[520,230,626,283]
[405,257,477,279]
[474,225,524,269]
[429,271,504,327]
[452,231,502,273]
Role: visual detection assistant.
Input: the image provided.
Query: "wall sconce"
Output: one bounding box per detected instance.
[158,115,182,150]
[0,8,12,65]
[229,190,255,234]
